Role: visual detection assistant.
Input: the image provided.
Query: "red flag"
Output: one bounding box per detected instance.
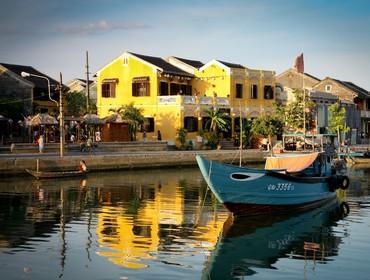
[294,53,304,73]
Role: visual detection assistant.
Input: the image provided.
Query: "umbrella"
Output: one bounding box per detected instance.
[103,113,124,123]
[0,115,9,121]
[83,113,105,125]
[29,113,58,126]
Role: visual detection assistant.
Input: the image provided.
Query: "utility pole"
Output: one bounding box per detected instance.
[86,50,90,112]
[59,72,64,157]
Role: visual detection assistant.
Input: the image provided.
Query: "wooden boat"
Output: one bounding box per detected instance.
[202,195,348,279]
[196,152,349,216]
[337,151,368,165]
[25,169,87,179]
[351,157,370,164]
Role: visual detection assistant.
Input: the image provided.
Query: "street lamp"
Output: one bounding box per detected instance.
[21,71,64,157]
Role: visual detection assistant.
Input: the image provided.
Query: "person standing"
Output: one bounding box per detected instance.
[157,130,162,141]
[143,130,147,142]
[38,135,44,153]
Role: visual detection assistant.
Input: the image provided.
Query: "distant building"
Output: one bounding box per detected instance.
[67,78,97,103]
[0,63,65,116]
[313,77,370,143]
[276,67,370,144]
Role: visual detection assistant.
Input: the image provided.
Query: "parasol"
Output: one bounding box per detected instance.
[83,113,105,125]
[29,113,58,126]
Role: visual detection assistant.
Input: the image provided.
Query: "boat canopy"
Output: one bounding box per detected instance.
[265,152,319,172]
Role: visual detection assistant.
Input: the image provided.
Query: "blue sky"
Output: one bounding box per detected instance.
[1,0,369,89]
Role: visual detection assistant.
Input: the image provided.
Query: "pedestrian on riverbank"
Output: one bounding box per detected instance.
[86,137,93,153]
[143,130,147,142]
[38,135,44,153]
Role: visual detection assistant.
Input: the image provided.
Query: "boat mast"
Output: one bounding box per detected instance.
[239,102,242,167]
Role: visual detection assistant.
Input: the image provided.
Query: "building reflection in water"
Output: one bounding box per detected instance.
[95,171,228,269]
[0,168,229,272]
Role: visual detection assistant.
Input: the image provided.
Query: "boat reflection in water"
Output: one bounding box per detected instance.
[203,190,349,280]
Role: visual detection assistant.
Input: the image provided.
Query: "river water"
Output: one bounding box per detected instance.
[0,165,369,280]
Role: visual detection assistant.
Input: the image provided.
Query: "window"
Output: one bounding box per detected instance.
[140,117,155,132]
[170,83,191,95]
[132,78,150,97]
[251,84,258,99]
[366,99,370,110]
[325,85,332,92]
[236,83,243,99]
[184,117,198,132]
[160,82,168,96]
[264,85,274,99]
[170,83,180,95]
[102,83,116,98]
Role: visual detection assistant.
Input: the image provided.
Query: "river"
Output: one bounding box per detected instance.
[0,165,369,279]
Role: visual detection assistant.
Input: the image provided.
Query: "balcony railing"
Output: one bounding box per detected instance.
[360,110,370,118]
[157,95,230,106]
[199,96,213,105]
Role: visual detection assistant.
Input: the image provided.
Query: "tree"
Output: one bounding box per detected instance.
[176,128,188,149]
[328,103,350,144]
[284,89,315,132]
[251,114,283,151]
[111,103,145,141]
[65,91,96,115]
[203,107,230,133]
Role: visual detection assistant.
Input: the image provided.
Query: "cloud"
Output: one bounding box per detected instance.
[58,20,151,35]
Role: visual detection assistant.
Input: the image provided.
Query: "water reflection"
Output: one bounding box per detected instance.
[202,191,349,280]
[1,166,369,279]
[0,168,229,276]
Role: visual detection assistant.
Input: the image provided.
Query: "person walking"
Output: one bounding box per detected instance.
[38,135,44,153]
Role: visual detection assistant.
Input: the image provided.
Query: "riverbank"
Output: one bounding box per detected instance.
[0,149,267,176]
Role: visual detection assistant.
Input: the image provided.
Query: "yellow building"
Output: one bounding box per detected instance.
[96,51,276,143]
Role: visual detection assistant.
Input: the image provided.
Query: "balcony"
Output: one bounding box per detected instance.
[360,110,370,118]
[157,95,230,107]
[199,96,213,105]
[215,97,229,106]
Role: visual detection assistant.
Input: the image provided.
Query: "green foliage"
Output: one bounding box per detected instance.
[251,114,283,139]
[204,131,219,149]
[176,128,188,149]
[203,108,230,132]
[328,103,350,141]
[65,91,96,115]
[283,89,316,131]
[111,103,145,141]
[240,119,253,148]
[0,97,24,121]
[65,91,86,115]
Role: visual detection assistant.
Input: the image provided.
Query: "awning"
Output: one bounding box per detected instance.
[265,152,319,173]
[132,76,150,82]
[102,78,119,83]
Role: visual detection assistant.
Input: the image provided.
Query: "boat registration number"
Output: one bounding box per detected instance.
[267,183,295,191]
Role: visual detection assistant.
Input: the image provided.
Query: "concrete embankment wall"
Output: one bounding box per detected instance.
[0,150,267,176]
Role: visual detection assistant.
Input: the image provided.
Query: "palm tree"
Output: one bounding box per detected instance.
[110,103,145,141]
[203,107,230,133]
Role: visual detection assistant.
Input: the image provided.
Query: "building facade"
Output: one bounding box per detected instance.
[67,78,97,103]
[96,51,276,143]
[313,77,370,143]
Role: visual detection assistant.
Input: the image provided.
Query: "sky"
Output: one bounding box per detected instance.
[1,0,369,89]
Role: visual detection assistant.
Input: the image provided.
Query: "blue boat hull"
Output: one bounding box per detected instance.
[196,155,337,215]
